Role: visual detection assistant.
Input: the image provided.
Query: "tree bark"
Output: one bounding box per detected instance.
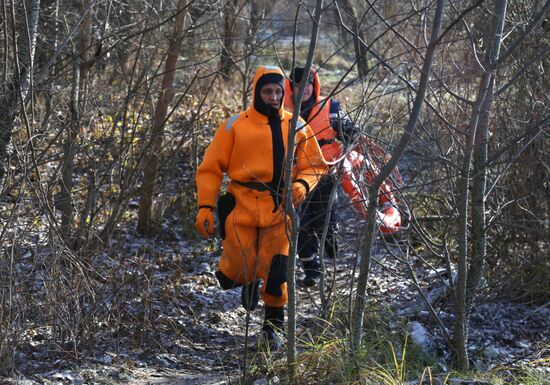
[219,0,238,79]
[384,0,396,19]
[284,0,324,381]
[469,2,507,311]
[59,56,80,238]
[137,0,188,234]
[467,79,493,310]
[453,74,491,370]
[338,0,369,78]
[2,0,9,84]
[454,0,507,370]
[0,0,40,182]
[59,0,93,240]
[240,0,263,110]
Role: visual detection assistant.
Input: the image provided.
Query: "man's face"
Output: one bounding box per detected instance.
[259,83,283,109]
[294,83,314,103]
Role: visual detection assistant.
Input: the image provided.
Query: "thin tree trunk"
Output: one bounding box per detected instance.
[453,74,491,369]
[2,0,9,84]
[0,0,40,182]
[59,0,92,240]
[285,0,323,381]
[240,0,263,110]
[384,0,396,19]
[468,0,507,311]
[338,0,368,77]
[466,81,492,309]
[45,0,60,116]
[350,0,445,353]
[59,56,80,238]
[318,175,339,314]
[454,0,507,370]
[14,0,39,98]
[137,0,188,234]
[219,0,238,79]
[79,0,93,95]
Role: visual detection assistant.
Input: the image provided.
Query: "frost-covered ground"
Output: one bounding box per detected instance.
[2,177,549,385]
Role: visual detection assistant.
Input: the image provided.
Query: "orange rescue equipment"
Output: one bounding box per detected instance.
[339,138,404,234]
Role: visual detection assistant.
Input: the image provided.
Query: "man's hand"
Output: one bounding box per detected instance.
[195,207,214,238]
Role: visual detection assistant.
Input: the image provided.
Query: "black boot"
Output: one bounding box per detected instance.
[261,306,284,351]
[301,255,321,287]
[241,280,260,311]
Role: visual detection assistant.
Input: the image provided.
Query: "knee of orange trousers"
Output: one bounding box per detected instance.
[261,282,288,307]
[219,215,290,285]
[218,243,263,285]
[218,220,260,284]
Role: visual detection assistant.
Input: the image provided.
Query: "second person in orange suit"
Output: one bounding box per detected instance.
[195,66,327,349]
[284,67,357,287]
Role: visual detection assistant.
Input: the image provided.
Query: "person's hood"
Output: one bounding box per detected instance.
[284,67,321,108]
[251,65,285,119]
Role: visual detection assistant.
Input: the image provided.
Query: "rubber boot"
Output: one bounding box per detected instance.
[301,255,321,287]
[261,306,284,352]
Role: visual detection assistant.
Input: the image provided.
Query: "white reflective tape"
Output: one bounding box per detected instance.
[225,113,240,131]
[300,255,317,262]
[263,65,280,71]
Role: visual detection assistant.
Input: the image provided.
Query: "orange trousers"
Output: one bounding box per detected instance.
[217,190,290,308]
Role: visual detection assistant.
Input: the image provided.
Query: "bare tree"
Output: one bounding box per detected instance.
[239,0,265,110]
[284,0,324,380]
[219,0,239,79]
[451,0,548,369]
[58,0,94,240]
[337,0,369,78]
[137,0,188,234]
[0,0,40,182]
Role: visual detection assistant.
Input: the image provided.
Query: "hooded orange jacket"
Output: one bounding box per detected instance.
[284,69,341,162]
[196,66,327,228]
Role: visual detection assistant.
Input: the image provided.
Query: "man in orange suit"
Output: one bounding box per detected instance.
[195,66,327,350]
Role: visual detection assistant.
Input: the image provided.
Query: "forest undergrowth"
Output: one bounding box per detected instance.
[1,146,548,384]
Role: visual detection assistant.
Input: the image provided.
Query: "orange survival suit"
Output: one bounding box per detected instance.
[283,68,349,285]
[285,68,402,237]
[284,69,341,163]
[195,66,327,308]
